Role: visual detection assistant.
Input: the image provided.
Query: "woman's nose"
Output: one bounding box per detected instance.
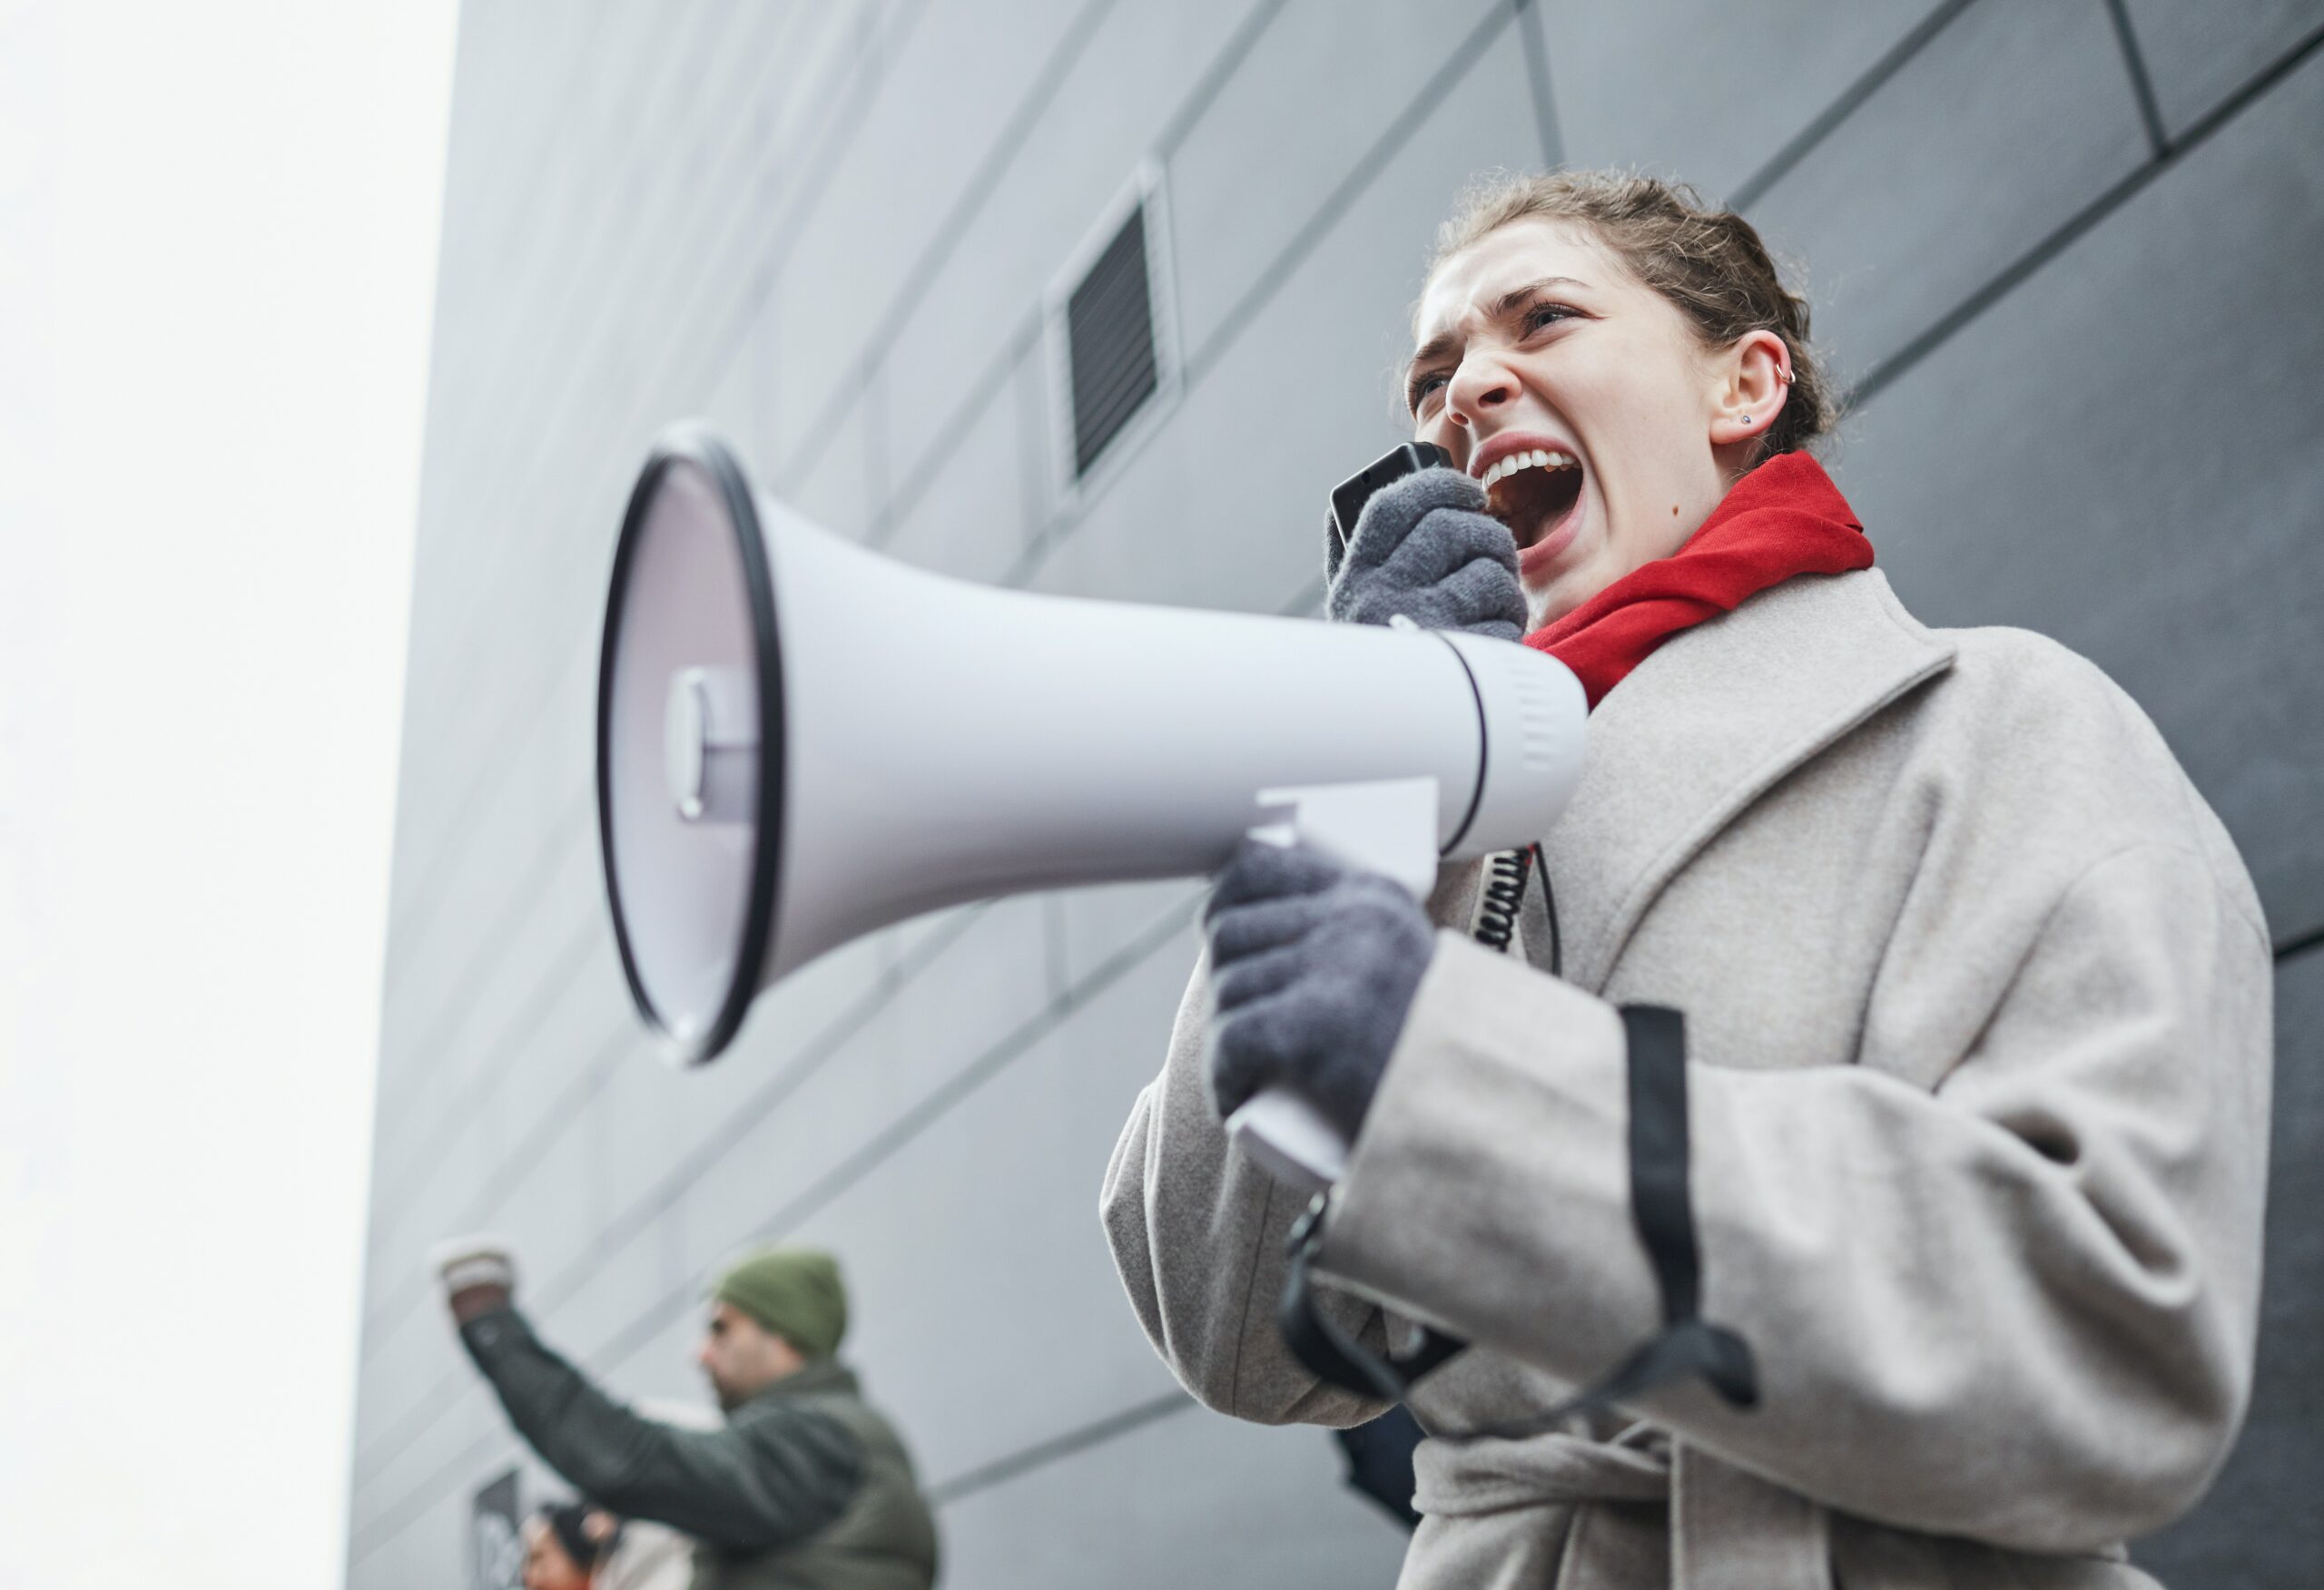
[1447,360,1516,427]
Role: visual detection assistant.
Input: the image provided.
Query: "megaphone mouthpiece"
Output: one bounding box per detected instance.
[665,665,757,824]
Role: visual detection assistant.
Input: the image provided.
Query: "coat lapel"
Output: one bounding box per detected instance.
[1540,569,1956,993]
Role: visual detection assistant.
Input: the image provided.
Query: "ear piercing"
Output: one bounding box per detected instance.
[1741,367,1792,430]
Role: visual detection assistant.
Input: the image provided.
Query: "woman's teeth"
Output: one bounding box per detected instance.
[1480,447,1584,550]
[1480,447,1577,493]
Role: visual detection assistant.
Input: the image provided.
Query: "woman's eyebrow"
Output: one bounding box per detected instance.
[1488,274,1590,319]
[1408,328,1462,377]
[1408,275,1594,377]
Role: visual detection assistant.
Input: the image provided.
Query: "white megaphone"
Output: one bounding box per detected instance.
[596,426,1586,1188]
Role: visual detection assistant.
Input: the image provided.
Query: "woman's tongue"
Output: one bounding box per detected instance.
[1488,460,1583,553]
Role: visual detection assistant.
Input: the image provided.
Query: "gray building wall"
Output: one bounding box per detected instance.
[347,3,2324,1585]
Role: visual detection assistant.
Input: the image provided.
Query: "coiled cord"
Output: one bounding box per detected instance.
[1472,847,1533,953]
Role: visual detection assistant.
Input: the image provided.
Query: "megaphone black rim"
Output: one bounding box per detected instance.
[596,424,786,1065]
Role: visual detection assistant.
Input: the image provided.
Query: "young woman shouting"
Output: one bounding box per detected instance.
[1104,171,2270,1588]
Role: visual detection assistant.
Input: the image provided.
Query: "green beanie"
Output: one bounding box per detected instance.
[713,1247,848,1359]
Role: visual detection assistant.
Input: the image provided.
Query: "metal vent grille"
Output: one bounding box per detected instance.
[1064,204,1159,478]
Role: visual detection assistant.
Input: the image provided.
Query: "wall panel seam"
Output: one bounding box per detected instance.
[414,0,799,688]
[2100,0,2170,158]
[351,896,1198,1538]
[1727,0,1975,212]
[1515,0,1564,170]
[1846,21,2324,412]
[379,0,1529,947]
[351,903,998,1478]
[768,0,1126,494]
[387,0,923,821]
[924,1389,1192,1503]
[1006,0,1523,586]
[375,797,595,1130]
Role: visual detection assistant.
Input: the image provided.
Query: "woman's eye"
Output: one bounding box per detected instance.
[1525,302,1575,333]
[1408,372,1448,409]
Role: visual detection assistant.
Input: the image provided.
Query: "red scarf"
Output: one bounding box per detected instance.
[1527,451,1874,708]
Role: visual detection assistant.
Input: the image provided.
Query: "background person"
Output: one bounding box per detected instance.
[521,1503,608,1590]
[1102,169,2270,1586]
[520,1495,698,1590]
[587,1408,722,1590]
[438,1241,939,1590]
[593,1507,698,1590]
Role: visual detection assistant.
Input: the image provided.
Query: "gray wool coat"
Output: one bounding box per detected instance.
[1101,568,2272,1588]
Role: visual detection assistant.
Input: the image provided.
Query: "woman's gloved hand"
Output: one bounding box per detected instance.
[1325,466,1524,642]
[1202,837,1437,1139]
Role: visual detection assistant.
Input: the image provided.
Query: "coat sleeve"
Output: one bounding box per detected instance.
[1099,951,1395,1428]
[1316,841,2272,1553]
[459,1310,862,1552]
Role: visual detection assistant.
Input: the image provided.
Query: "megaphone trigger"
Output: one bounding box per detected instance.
[1222,776,1445,1190]
[1224,1092,1349,1192]
[1248,778,1441,899]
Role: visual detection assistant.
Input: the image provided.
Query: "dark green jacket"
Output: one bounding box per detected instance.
[461,1309,938,1590]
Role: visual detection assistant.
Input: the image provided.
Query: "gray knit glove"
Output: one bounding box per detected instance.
[1203,838,1437,1139]
[1324,466,1524,642]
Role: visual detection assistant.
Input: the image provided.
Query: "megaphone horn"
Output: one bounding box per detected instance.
[596,425,1586,1183]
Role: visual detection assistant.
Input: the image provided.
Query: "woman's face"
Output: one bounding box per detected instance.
[1405,217,1785,630]
[520,1518,590,1590]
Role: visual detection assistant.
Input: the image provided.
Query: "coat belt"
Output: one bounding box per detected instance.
[1412,1430,1830,1590]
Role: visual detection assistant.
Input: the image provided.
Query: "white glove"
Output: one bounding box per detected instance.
[430,1234,517,1321]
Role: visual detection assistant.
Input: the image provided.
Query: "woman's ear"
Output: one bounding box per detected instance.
[1709,329,1791,450]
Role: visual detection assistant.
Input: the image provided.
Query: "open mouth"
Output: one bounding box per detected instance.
[1482,447,1583,556]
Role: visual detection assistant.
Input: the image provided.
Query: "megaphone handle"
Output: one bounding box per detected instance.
[1225,1090,1347,1192]
[1226,777,1439,1188]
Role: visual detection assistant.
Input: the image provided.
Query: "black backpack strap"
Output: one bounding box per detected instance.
[1275,1005,1758,1425]
[1543,1005,1758,1418]
[1278,1193,1467,1403]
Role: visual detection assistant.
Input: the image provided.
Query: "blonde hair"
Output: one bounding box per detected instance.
[1428,170,1835,463]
